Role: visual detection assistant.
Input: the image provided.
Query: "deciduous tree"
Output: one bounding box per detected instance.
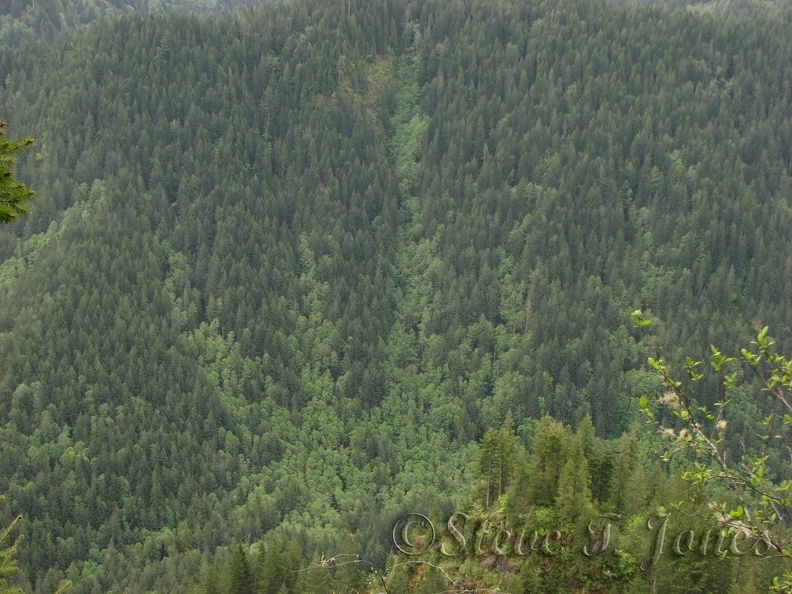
[633,310,792,591]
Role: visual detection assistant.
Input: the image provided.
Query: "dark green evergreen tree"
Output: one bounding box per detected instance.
[527,417,571,507]
[477,412,517,508]
[229,544,254,594]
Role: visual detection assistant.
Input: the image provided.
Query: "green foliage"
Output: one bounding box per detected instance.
[476,412,517,508]
[635,311,792,590]
[333,533,367,594]
[294,552,334,594]
[0,121,33,224]
[229,544,254,594]
[556,436,594,525]
[256,533,303,594]
[0,0,274,46]
[527,417,572,507]
[611,431,647,518]
[0,497,23,594]
[0,0,792,591]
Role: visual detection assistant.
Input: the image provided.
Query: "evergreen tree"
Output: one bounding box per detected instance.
[229,544,254,594]
[0,121,33,224]
[610,431,647,518]
[203,561,222,594]
[333,534,366,594]
[0,498,22,594]
[527,417,571,507]
[477,413,517,508]
[1,0,792,590]
[415,565,447,594]
[257,533,303,594]
[555,436,594,525]
[295,552,334,594]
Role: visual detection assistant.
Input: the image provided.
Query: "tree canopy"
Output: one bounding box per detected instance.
[0,0,791,591]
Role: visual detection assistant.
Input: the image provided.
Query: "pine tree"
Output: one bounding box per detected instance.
[383,554,408,594]
[416,565,447,594]
[478,428,501,509]
[257,533,304,594]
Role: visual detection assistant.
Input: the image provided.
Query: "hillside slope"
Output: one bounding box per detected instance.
[0,0,791,591]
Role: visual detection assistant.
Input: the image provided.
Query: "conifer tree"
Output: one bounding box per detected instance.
[527,416,571,507]
[0,498,23,594]
[555,436,594,525]
[203,561,222,594]
[610,431,647,517]
[0,121,34,224]
[333,533,366,594]
[0,133,39,594]
[416,565,447,594]
[383,555,409,594]
[229,544,254,594]
[477,412,517,508]
[258,534,303,594]
[477,428,501,508]
[295,552,334,594]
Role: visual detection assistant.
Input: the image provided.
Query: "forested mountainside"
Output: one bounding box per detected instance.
[623,0,792,16]
[3,0,789,49]
[0,0,791,591]
[0,0,274,46]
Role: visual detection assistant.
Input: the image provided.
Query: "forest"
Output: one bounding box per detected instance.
[0,0,792,591]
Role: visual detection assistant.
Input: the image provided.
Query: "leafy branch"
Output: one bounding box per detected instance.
[632,310,792,590]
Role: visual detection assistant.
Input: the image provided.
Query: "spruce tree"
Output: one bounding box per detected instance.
[610,431,647,517]
[333,533,366,594]
[555,436,594,525]
[0,136,35,594]
[527,416,571,507]
[229,544,254,594]
[477,413,517,508]
[203,561,222,594]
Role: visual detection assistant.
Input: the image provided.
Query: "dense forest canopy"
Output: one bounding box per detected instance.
[0,0,276,46]
[0,0,791,591]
